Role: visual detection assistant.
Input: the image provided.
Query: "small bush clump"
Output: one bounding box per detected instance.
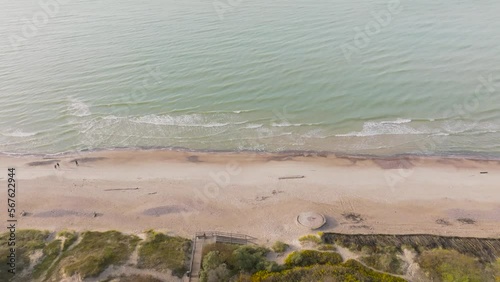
[253,259,406,281]
[200,244,272,282]
[317,244,336,251]
[361,253,405,275]
[284,250,343,267]
[418,249,485,282]
[272,241,289,253]
[298,235,321,246]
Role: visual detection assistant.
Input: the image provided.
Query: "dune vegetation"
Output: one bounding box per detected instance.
[2,230,500,281]
[137,229,192,277]
[322,232,500,281]
[0,229,191,282]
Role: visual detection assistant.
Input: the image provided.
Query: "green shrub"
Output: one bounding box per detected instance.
[271,241,289,253]
[203,251,223,271]
[298,235,321,246]
[317,244,336,251]
[495,258,500,278]
[232,245,270,273]
[252,260,406,282]
[343,259,407,281]
[200,244,270,280]
[202,243,239,264]
[102,274,163,282]
[201,264,231,282]
[493,258,500,282]
[284,250,343,267]
[361,253,404,274]
[265,261,282,272]
[418,249,485,282]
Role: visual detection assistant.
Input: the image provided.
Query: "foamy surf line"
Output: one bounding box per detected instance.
[334,118,500,137]
[2,146,500,162]
[2,116,500,158]
[0,130,38,137]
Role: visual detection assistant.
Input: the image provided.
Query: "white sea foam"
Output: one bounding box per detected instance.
[272,122,300,127]
[301,129,327,139]
[130,114,229,128]
[232,110,254,114]
[336,119,420,137]
[379,118,412,124]
[245,124,263,129]
[271,122,319,127]
[452,121,500,135]
[1,130,37,137]
[68,100,91,117]
[335,118,500,137]
[434,132,450,136]
[103,115,121,120]
[234,121,250,125]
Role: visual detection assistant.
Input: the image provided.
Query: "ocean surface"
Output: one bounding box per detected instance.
[1,0,499,156]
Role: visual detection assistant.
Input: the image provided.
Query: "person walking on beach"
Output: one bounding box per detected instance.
[75,160,79,166]
[56,163,60,168]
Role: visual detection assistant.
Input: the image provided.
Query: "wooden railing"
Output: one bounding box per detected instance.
[195,231,256,241]
[187,231,256,281]
[187,234,197,279]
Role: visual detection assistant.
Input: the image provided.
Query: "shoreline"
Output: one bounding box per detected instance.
[2,146,500,162]
[3,148,500,242]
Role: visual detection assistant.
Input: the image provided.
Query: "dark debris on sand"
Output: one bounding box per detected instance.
[342,212,364,223]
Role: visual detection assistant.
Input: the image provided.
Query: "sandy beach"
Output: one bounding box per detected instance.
[3,150,500,243]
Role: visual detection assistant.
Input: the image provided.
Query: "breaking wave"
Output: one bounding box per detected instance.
[1,130,38,137]
[336,119,420,137]
[68,100,91,117]
[336,119,500,137]
[130,114,230,128]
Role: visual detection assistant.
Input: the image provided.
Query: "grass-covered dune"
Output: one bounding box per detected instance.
[322,233,500,262]
[0,229,191,282]
[323,232,500,281]
[0,230,49,278]
[2,230,499,281]
[138,230,191,277]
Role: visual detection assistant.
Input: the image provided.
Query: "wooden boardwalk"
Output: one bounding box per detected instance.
[187,232,255,282]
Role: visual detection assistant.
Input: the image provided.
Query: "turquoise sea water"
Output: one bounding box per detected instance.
[0,0,499,156]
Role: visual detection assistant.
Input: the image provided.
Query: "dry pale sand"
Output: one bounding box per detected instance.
[2,150,500,243]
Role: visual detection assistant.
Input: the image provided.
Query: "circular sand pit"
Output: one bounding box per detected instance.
[296,212,326,230]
